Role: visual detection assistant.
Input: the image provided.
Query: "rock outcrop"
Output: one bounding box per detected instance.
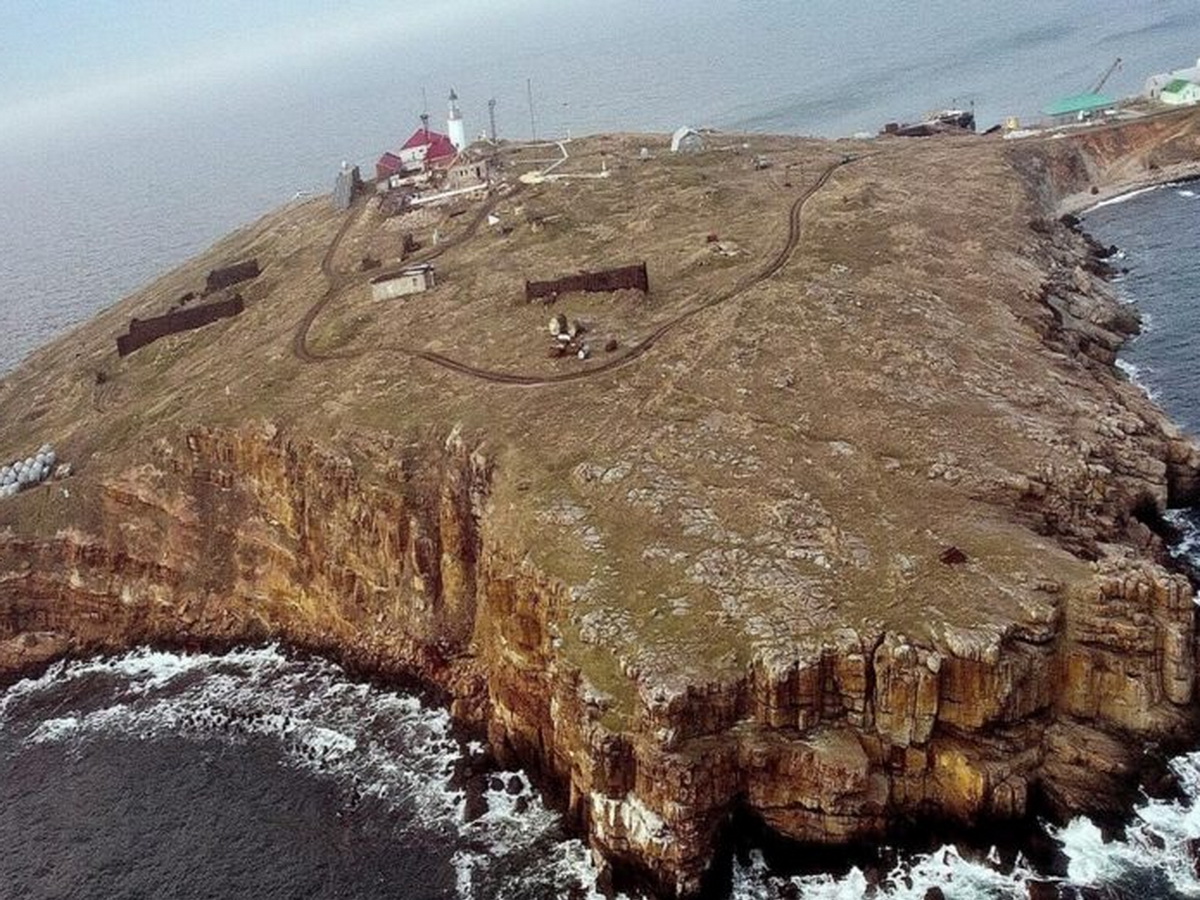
[2,111,1200,896]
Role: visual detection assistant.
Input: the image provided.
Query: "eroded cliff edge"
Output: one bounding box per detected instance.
[3,111,1200,896]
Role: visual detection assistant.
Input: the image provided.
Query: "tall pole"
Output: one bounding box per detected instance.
[527,78,537,141]
[488,98,497,142]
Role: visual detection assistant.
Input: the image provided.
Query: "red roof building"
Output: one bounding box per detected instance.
[376,124,461,183]
[375,152,405,180]
[400,128,457,162]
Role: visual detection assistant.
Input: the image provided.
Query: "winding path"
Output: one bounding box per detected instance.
[291,156,851,384]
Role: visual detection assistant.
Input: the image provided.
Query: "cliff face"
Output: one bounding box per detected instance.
[1009,110,1200,215]
[3,113,1200,898]
[1,415,1196,896]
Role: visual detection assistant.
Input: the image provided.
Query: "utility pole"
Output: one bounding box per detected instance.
[527,78,538,141]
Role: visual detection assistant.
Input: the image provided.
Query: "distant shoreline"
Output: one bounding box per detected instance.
[1060,159,1200,216]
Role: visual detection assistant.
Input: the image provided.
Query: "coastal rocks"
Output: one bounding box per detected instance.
[1060,557,1195,726]
[1039,722,1136,815]
[0,630,71,681]
[742,728,886,842]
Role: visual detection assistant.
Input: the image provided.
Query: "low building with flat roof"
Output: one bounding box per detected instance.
[1043,92,1116,122]
[369,264,436,302]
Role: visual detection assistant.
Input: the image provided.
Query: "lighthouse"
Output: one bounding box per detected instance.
[447,89,466,151]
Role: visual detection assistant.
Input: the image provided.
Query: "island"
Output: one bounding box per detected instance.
[2,107,1200,897]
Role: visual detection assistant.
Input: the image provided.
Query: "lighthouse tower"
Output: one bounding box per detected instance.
[447,89,466,151]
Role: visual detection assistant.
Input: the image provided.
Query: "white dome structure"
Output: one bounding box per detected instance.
[670,126,704,154]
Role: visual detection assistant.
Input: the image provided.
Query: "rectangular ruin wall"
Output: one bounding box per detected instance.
[117,294,245,357]
[525,262,649,303]
[204,259,260,294]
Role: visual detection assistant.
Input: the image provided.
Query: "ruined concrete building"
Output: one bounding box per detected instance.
[525,262,649,303]
[117,295,245,357]
[204,259,260,295]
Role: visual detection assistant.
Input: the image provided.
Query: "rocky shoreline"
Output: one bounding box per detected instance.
[2,110,1200,897]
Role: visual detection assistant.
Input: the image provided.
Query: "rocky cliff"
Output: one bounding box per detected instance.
[2,110,1200,897]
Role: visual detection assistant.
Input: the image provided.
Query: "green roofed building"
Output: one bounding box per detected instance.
[1042,92,1116,119]
[1162,79,1200,106]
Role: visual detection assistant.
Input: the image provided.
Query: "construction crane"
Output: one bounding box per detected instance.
[1091,57,1123,94]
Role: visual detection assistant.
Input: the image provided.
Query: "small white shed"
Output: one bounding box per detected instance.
[370,264,436,301]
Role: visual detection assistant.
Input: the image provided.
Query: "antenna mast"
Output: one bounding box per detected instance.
[527,78,537,141]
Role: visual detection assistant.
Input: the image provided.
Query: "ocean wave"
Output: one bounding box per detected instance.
[729,844,1040,900]
[0,645,622,899]
[9,647,1200,899]
[454,769,612,900]
[1052,751,1200,897]
[723,748,1200,899]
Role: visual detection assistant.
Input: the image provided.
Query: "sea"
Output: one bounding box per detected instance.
[3,2,1200,898]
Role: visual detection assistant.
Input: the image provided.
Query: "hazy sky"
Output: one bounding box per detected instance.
[0,0,546,131]
[5,0,1200,145]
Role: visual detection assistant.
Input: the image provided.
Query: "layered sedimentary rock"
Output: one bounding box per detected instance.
[2,110,1200,896]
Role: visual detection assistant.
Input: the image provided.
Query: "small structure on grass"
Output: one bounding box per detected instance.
[333,162,363,210]
[377,114,459,180]
[446,151,493,190]
[671,127,705,153]
[370,264,436,301]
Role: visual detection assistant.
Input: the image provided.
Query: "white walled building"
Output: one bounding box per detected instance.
[370,264,436,301]
[1145,58,1200,99]
[1162,79,1200,106]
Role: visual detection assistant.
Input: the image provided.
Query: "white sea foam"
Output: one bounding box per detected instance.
[452,768,633,900]
[0,645,624,899]
[0,646,464,833]
[1165,509,1200,567]
[1115,358,1161,401]
[1050,751,1200,898]
[15,646,1200,900]
[1176,189,1196,199]
[728,844,1041,900]
[1085,184,1163,212]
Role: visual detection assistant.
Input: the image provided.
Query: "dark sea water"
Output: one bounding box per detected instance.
[1085,184,1200,565]
[5,3,1200,899]
[0,648,602,900]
